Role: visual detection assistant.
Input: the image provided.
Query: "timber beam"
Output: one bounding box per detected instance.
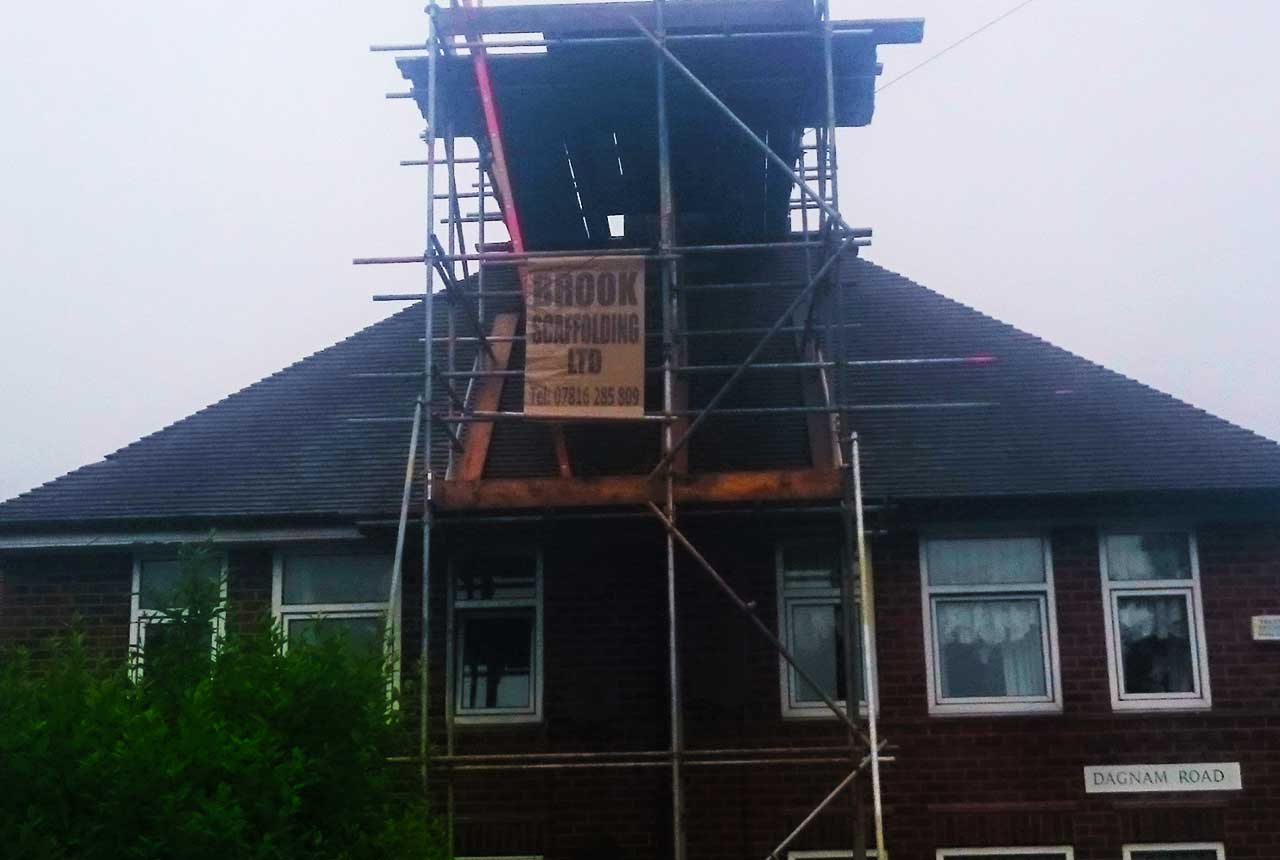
[434,467,841,510]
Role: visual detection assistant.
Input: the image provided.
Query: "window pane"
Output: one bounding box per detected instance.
[936,598,1047,698]
[457,612,534,711]
[1106,533,1192,581]
[140,558,220,610]
[949,855,1070,860]
[951,855,1071,860]
[788,603,860,704]
[142,619,212,673]
[926,538,1044,586]
[287,616,385,655]
[282,555,391,605]
[1117,594,1196,694]
[454,555,537,601]
[782,544,840,591]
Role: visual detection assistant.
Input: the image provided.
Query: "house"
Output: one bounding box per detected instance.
[2,2,1278,859]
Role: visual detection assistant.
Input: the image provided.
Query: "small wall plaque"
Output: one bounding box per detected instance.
[1252,615,1280,641]
[1084,763,1242,794]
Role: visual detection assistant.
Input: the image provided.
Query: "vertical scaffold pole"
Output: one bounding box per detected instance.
[655,1,685,858]
[853,434,885,860]
[818,2,868,854]
[420,1,439,801]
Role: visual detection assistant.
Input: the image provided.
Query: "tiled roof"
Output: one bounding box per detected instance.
[3,257,1279,527]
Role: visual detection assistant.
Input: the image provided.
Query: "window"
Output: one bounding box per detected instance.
[776,543,871,718]
[937,850,1073,860]
[1123,844,1224,860]
[920,536,1062,715]
[789,849,886,859]
[449,551,543,723]
[129,554,227,679]
[1099,531,1211,711]
[273,551,394,658]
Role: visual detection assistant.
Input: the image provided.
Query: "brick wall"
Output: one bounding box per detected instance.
[2,519,1278,859]
[432,519,1280,860]
[0,548,275,657]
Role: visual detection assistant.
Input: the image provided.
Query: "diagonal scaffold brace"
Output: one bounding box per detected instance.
[645,501,871,746]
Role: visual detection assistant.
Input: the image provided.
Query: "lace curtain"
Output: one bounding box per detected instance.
[937,600,1045,696]
[1106,533,1191,581]
[1118,595,1188,642]
[926,537,1044,586]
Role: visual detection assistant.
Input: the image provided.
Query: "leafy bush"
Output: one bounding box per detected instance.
[0,547,445,860]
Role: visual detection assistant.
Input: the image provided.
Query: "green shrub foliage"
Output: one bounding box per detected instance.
[0,546,445,860]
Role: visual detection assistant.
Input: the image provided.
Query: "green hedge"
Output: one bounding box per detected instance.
[0,548,446,860]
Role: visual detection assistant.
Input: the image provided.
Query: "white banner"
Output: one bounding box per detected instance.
[522,256,646,419]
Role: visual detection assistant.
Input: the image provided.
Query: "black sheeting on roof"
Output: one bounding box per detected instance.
[3,257,1280,526]
[397,7,917,250]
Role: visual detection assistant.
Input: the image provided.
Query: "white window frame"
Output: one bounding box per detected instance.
[271,549,397,659]
[129,553,228,680]
[789,849,885,859]
[1122,844,1224,860]
[919,533,1063,716]
[447,548,544,726]
[936,850,1073,860]
[775,542,877,719]
[1099,529,1212,712]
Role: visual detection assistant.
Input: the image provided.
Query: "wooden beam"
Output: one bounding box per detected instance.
[671,295,690,475]
[792,301,836,470]
[435,1,813,38]
[435,468,841,510]
[551,424,573,478]
[457,312,519,481]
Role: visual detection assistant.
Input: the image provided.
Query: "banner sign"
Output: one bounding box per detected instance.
[523,256,646,418]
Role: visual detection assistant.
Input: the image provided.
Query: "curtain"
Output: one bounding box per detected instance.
[926,537,1044,586]
[1118,595,1188,641]
[1106,533,1191,581]
[937,599,1045,697]
[1117,594,1195,693]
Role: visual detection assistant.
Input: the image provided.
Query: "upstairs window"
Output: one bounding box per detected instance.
[920,536,1062,715]
[129,554,226,679]
[937,850,1073,860]
[776,543,870,718]
[1100,531,1211,711]
[450,551,543,724]
[273,552,394,658]
[1123,845,1224,860]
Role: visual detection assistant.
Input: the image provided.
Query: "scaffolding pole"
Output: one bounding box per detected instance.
[654,1,685,857]
[419,1,439,802]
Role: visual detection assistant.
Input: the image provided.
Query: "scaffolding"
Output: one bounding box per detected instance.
[354,3,986,858]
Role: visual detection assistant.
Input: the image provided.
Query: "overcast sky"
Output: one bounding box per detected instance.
[2,0,1277,503]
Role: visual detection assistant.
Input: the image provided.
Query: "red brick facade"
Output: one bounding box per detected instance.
[3,518,1278,859]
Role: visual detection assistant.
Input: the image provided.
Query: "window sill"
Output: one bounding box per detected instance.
[453,713,543,728]
[1111,698,1212,713]
[781,705,871,721]
[927,700,1062,718]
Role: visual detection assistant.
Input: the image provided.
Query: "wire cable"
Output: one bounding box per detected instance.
[876,0,1043,94]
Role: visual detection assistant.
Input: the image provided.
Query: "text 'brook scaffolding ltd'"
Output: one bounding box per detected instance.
[523,257,646,418]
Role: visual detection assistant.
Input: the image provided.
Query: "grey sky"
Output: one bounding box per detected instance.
[1,0,1277,503]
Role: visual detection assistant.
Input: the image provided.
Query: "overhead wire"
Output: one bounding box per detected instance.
[875,0,1043,94]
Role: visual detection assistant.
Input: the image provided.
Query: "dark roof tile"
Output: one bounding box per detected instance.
[3,257,1279,526]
